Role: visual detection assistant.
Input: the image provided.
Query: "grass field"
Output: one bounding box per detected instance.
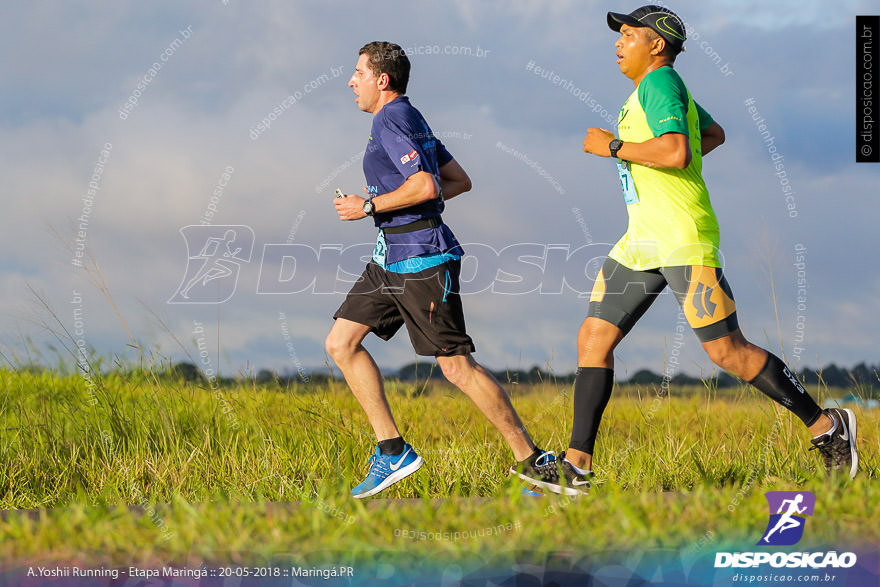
[1,366,877,570]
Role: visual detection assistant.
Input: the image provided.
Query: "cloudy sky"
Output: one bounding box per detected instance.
[1,0,877,380]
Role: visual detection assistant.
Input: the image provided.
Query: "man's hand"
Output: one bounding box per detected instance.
[583,128,615,157]
[334,193,367,221]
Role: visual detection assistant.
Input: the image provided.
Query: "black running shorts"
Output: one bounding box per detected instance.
[333,260,476,357]
[587,258,739,342]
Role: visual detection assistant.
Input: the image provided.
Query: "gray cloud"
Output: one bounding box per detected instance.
[0,1,875,378]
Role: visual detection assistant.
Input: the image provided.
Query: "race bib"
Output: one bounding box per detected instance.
[372,231,387,267]
[617,160,639,205]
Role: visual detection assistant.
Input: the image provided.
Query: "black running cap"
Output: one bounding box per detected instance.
[607,5,686,53]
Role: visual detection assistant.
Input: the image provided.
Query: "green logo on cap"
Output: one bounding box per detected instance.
[656,16,685,41]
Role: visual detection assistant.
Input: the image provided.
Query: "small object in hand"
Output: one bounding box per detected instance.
[334,188,346,198]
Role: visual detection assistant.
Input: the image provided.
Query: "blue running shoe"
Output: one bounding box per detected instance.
[351,443,424,499]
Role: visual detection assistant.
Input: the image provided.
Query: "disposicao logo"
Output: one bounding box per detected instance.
[760,491,814,546]
[714,491,857,570]
[168,225,255,304]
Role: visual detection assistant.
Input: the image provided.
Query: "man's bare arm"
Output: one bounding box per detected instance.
[584,127,692,169]
[438,159,472,201]
[334,171,437,220]
[700,122,725,157]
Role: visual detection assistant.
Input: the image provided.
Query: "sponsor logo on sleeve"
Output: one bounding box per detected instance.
[400,149,419,165]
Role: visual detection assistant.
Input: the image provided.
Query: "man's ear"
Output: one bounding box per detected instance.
[651,36,667,56]
[377,72,390,90]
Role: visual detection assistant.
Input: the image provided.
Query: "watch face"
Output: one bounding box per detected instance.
[363,200,373,215]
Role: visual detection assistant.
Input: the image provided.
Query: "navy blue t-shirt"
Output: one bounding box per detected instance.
[363,96,463,266]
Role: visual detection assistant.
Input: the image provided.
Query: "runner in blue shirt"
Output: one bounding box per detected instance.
[327,41,567,498]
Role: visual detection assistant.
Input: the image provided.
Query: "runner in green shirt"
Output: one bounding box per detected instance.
[544,5,858,493]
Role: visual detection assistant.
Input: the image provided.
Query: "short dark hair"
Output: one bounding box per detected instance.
[643,27,680,61]
[359,41,410,94]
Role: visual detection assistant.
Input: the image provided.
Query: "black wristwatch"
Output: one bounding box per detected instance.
[362,199,375,216]
[609,138,624,158]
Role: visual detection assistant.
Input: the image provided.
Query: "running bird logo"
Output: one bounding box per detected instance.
[759,491,815,546]
[168,225,255,304]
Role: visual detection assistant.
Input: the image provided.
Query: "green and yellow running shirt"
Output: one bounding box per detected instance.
[608,66,720,270]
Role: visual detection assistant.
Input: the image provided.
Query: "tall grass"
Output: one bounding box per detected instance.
[1,369,874,510]
[1,368,877,565]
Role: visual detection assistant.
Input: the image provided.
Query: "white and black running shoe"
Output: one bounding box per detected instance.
[810,408,858,479]
[510,450,579,496]
[558,451,593,494]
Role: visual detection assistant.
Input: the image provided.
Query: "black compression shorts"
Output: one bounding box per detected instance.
[587,257,739,342]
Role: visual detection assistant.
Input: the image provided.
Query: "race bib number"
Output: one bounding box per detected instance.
[617,160,639,205]
[373,231,387,267]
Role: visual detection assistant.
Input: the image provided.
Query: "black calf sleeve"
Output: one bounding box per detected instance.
[569,367,615,454]
[748,353,823,427]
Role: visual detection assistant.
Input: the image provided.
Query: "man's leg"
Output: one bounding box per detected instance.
[701,330,832,436]
[387,261,566,492]
[565,259,667,474]
[672,265,857,478]
[564,317,624,472]
[326,317,425,498]
[328,263,427,498]
[384,261,542,460]
[325,317,400,442]
[665,265,831,434]
[432,356,573,494]
[435,353,535,461]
